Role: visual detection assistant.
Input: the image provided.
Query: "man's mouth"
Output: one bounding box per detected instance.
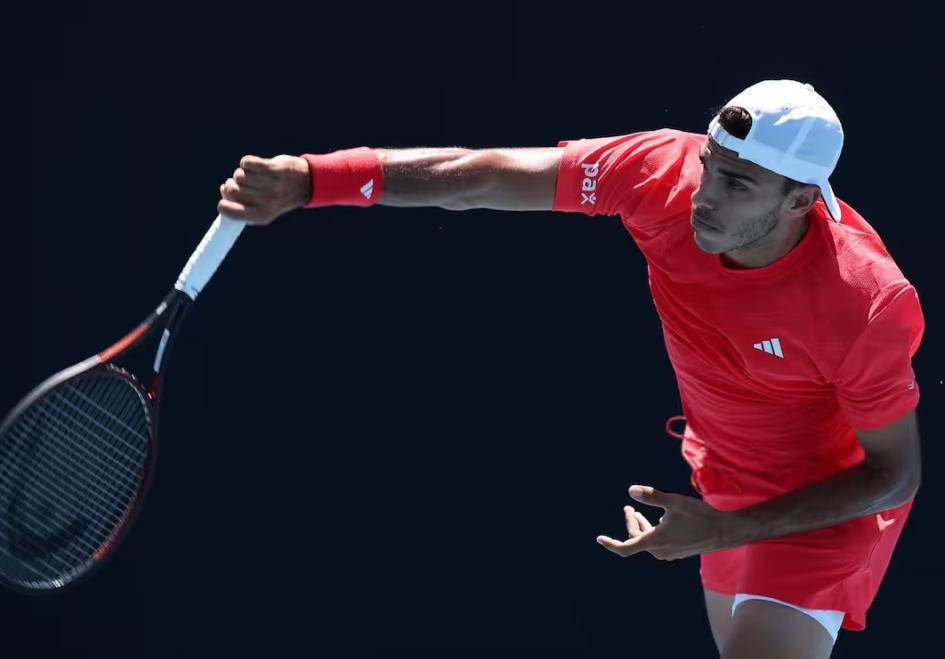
[691,211,717,230]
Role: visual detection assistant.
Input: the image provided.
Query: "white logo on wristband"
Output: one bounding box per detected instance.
[361,179,374,200]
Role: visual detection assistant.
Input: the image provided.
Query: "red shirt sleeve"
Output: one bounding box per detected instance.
[831,285,925,430]
[552,128,697,229]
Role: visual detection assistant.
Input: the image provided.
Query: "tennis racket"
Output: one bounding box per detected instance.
[0,214,246,592]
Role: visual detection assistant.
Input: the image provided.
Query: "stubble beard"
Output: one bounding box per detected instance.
[695,204,781,256]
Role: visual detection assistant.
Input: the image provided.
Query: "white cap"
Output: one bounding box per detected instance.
[708,80,844,222]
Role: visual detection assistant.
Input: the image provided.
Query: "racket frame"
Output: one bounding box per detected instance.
[0,290,193,593]
[0,214,243,592]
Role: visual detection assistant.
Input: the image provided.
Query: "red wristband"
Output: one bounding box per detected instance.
[300,147,384,208]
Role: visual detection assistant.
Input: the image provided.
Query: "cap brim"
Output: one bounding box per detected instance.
[820,181,842,223]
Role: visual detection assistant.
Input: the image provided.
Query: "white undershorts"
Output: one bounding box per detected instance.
[732,593,845,643]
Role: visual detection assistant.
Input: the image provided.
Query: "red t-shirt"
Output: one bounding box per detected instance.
[553,128,925,629]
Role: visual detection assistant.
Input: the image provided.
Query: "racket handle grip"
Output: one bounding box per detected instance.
[174,214,246,300]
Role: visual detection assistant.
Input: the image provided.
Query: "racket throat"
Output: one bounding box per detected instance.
[147,291,193,404]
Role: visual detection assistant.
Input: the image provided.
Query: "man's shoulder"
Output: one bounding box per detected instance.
[559,128,705,150]
[826,200,910,298]
[811,201,917,336]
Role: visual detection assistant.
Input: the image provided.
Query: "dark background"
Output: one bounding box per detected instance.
[2,3,941,656]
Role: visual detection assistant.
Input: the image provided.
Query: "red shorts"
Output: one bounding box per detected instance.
[664,414,915,632]
[700,498,914,632]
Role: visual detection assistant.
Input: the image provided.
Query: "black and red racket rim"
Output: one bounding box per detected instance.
[0,289,193,593]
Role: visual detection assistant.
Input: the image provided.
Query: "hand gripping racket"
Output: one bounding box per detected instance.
[0,214,245,592]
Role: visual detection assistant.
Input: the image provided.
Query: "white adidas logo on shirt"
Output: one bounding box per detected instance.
[753,338,784,358]
[361,179,374,200]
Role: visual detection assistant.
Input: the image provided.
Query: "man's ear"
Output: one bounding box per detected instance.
[785,184,821,217]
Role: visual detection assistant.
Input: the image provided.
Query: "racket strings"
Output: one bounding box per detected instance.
[40,385,150,473]
[0,409,143,546]
[0,403,140,578]
[0,410,134,540]
[21,374,148,488]
[60,381,150,443]
[0,372,151,587]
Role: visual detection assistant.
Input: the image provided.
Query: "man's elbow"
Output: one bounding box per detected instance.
[435,150,500,211]
[899,454,922,502]
[439,198,479,211]
[904,471,921,501]
[886,467,920,506]
[865,459,920,507]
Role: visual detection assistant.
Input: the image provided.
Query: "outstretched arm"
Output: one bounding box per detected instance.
[375,147,562,211]
[217,146,562,224]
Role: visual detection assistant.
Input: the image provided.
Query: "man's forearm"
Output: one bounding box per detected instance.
[722,460,917,548]
[374,148,492,209]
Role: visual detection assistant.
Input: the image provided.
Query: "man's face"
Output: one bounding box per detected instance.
[689,137,796,255]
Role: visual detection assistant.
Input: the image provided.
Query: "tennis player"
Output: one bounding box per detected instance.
[218,80,924,659]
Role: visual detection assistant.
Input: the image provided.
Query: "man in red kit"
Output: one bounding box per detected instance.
[217,79,924,658]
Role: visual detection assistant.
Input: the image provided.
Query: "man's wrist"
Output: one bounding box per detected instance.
[292,156,312,208]
[298,147,384,209]
[714,509,753,549]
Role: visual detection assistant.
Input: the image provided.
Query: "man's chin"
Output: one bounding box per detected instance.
[692,231,724,254]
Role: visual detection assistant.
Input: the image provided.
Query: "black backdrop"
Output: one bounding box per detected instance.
[3,3,941,657]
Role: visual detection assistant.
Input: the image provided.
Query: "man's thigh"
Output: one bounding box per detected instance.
[721,598,836,659]
[703,588,735,654]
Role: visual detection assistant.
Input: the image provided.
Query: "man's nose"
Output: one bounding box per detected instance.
[691,186,713,209]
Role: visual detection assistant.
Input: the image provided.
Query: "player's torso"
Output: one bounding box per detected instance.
[639,220,868,506]
[636,217,850,402]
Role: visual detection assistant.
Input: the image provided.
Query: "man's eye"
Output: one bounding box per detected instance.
[727,179,744,190]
